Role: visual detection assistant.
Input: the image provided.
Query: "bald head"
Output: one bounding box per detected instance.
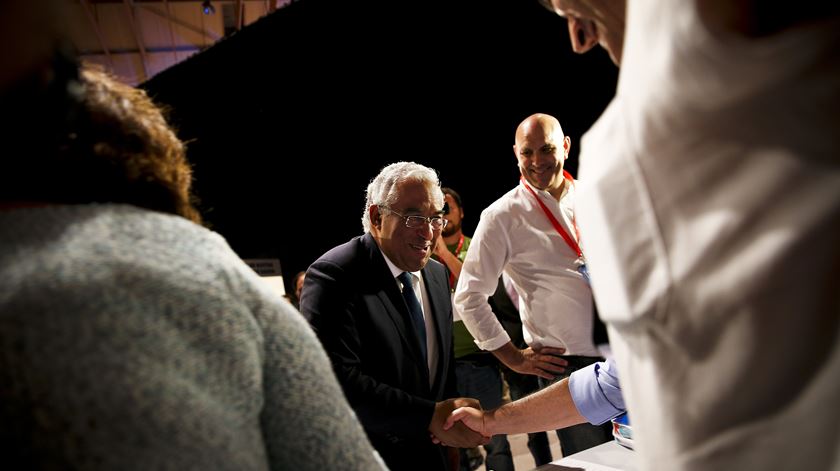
[513,114,571,199]
[515,113,564,144]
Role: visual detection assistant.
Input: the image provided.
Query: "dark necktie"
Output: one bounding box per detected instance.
[397,271,427,361]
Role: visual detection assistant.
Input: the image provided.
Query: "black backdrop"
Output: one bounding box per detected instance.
[142,0,618,293]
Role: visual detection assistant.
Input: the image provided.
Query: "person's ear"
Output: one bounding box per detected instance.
[563,135,571,160]
[567,16,599,54]
[369,205,382,229]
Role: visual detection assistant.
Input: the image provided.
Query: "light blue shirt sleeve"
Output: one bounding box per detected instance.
[568,358,625,425]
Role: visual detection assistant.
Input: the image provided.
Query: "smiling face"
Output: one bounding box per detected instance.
[514,114,570,198]
[370,179,444,272]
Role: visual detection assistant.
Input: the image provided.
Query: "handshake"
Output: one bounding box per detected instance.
[428,397,492,448]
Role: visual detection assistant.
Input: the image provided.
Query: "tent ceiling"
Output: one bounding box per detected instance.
[68,0,291,84]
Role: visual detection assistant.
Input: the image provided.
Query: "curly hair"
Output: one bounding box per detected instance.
[78,66,201,223]
[1,61,201,224]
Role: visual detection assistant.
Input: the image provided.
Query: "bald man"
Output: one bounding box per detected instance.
[453,113,612,457]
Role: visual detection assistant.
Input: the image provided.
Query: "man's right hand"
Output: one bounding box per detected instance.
[429,398,489,448]
[443,405,489,437]
[493,342,567,380]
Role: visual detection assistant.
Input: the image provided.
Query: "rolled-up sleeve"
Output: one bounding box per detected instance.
[568,358,625,425]
[453,208,512,352]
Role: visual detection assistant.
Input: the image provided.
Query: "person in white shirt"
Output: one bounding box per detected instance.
[531,1,839,469]
[453,113,612,457]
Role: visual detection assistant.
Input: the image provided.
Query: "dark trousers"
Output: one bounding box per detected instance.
[538,355,612,457]
[455,358,514,471]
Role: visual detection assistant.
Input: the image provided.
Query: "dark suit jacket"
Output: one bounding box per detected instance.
[301,233,457,471]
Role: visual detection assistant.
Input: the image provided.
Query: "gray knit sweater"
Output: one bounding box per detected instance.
[0,204,386,470]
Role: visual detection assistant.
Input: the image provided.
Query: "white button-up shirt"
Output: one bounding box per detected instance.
[575,1,840,468]
[454,179,598,357]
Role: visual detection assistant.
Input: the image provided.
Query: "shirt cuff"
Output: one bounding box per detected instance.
[474,331,511,352]
[568,360,625,425]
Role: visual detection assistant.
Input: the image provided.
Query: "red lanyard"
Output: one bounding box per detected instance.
[521,171,583,259]
[448,233,464,289]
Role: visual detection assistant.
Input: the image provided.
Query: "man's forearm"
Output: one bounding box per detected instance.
[485,377,586,435]
[490,341,522,370]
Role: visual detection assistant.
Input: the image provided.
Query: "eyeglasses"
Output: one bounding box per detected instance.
[382,207,448,230]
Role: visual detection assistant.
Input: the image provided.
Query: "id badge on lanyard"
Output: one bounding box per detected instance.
[577,260,591,285]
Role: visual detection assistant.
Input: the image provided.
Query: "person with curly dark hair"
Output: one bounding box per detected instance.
[0,5,386,468]
[2,64,201,224]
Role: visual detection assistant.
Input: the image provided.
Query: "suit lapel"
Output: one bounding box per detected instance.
[422,263,451,394]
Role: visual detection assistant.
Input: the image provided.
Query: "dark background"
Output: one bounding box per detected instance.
[142,0,618,293]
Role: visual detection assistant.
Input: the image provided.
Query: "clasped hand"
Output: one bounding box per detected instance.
[428,398,489,448]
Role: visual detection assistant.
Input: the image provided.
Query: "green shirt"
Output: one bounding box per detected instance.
[444,235,482,359]
[447,235,471,263]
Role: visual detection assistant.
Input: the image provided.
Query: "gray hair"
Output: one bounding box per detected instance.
[362,161,444,233]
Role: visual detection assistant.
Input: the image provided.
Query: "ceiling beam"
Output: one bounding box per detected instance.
[78,45,202,56]
[235,0,244,30]
[79,0,116,69]
[139,4,221,42]
[163,0,178,61]
[123,0,150,81]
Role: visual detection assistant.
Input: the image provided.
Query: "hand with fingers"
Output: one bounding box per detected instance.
[443,404,490,438]
[433,237,450,259]
[429,398,490,448]
[494,342,568,380]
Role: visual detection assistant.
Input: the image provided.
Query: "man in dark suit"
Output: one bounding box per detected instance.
[301,162,485,471]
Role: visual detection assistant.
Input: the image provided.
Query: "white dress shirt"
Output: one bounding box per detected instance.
[454,179,598,357]
[576,1,840,468]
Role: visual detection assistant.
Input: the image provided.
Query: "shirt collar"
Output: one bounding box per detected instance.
[520,175,574,202]
[379,246,422,281]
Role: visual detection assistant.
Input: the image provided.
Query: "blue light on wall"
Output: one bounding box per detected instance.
[201,0,216,15]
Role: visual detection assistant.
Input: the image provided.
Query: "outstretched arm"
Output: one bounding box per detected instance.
[445,359,626,435]
[444,377,585,437]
